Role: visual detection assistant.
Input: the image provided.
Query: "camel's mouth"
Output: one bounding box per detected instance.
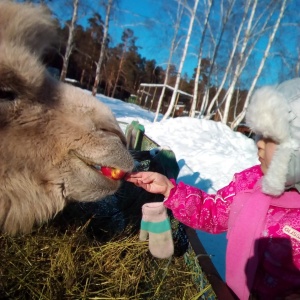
[91,165,127,180]
[71,150,127,180]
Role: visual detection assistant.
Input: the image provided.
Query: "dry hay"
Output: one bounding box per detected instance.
[0,224,216,300]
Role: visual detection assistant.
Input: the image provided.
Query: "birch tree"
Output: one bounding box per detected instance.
[201,0,288,125]
[231,0,288,129]
[190,0,213,118]
[221,0,257,124]
[197,0,235,117]
[206,1,276,124]
[204,0,249,119]
[295,47,300,77]
[220,0,277,124]
[153,0,186,122]
[92,0,113,96]
[162,0,200,121]
[110,29,136,98]
[60,0,79,82]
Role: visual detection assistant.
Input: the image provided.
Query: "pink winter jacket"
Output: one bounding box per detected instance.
[164,165,300,299]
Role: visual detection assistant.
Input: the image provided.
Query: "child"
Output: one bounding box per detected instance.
[126,78,300,300]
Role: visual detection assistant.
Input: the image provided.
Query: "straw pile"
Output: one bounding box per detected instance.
[0,223,216,299]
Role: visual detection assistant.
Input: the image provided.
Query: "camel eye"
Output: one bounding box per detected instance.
[0,88,16,101]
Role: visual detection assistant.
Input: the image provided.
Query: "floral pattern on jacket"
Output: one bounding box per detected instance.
[164,164,262,233]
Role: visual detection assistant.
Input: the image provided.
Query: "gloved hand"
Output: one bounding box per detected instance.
[140,202,174,259]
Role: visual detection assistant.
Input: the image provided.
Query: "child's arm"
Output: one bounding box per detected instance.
[164,180,236,233]
[126,165,263,233]
[164,165,263,232]
[126,171,235,233]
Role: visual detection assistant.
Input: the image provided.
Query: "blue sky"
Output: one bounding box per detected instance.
[98,0,300,85]
[48,0,300,86]
[108,0,198,78]
[49,0,198,78]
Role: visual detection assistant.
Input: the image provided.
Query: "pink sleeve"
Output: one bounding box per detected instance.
[164,165,262,234]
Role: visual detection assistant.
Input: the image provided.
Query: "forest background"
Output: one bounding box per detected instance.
[20,0,300,128]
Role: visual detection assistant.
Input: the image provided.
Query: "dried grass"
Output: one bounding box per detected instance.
[0,223,216,300]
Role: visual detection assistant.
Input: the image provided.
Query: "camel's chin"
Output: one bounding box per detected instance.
[65,182,119,202]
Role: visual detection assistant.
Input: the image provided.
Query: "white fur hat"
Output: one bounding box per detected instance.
[246,78,300,196]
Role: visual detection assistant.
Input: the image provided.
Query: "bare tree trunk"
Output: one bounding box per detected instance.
[231,0,288,129]
[153,0,186,122]
[60,0,79,82]
[111,45,126,99]
[190,0,213,118]
[222,0,277,125]
[205,0,249,118]
[92,0,113,96]
[111,59,125,99]
[207,2,273,122]
[80,69,85,84]
[199,88,209,117]
[222,0,257,124]
[296,47,300,77]
[162,0,200,121]
[200,0,235,116]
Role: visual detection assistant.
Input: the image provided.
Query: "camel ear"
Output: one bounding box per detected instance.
[0,1,57,58]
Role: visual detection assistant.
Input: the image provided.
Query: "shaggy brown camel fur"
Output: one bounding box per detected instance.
[0,1,134,235]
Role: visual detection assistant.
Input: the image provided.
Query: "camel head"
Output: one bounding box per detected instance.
[0,1,134,235]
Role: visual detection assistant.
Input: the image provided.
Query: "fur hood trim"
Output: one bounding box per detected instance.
[246,78,300,196]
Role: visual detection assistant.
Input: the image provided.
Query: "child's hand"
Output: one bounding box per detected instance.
[125,172,174,198]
